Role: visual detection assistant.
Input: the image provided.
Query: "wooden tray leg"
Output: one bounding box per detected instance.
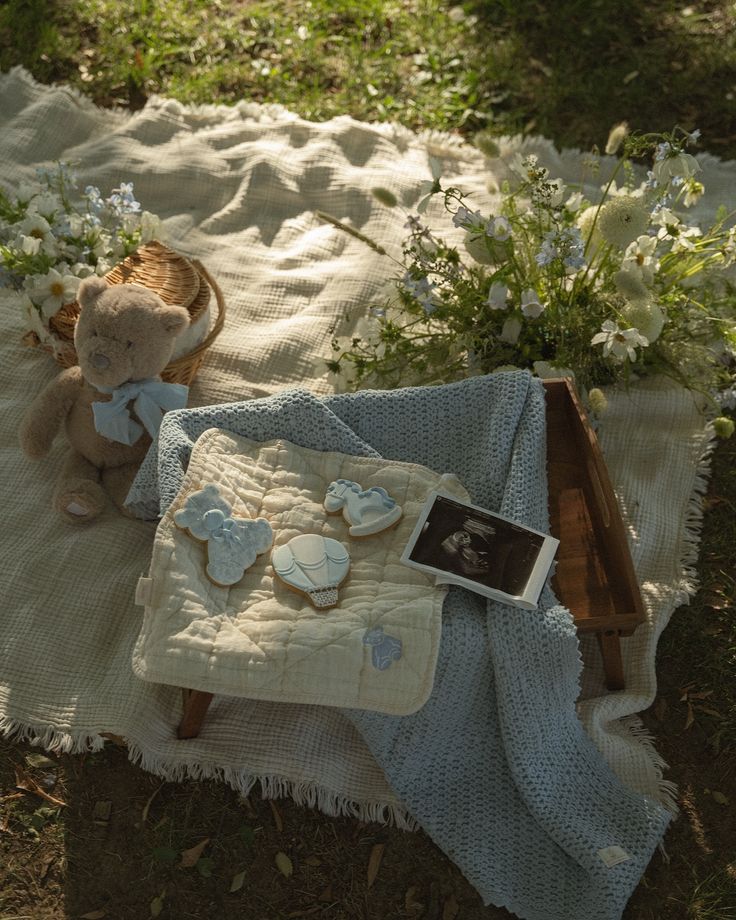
[178,689,214,740]
[597,630,625,692]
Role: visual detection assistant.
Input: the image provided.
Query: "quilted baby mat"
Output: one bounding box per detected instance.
[133,430,469,715]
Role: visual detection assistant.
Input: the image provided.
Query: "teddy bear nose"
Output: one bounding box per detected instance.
[90,352,111,370]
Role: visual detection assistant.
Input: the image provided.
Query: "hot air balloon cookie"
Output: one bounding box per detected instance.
[271,534,351,609]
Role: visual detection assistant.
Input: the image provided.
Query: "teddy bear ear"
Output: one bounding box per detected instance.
[159,304,190,335]
[77,275,109,310]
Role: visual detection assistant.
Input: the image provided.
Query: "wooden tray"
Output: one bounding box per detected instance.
[543,378,645,689]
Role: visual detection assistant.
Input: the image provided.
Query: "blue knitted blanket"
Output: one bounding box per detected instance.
[128,371,670,920]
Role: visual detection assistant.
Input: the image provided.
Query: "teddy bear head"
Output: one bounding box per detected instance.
[74,277,190,389]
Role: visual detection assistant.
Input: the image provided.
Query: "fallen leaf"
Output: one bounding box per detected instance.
[318,884,333,901]
[14,767,66,808]
[712,791,730,806]
[24,753,55,770]
[622,70,639,84]
[99,732,127,747]
[443,893,460,920]
[366,842,385,889]
[238,795,258,818]
[92,801,112,826]
[685,702,695,730]
[39,854,55,881]
[405,884,424,915]
[80,911,107,919]
[269,799,283,832]
[689,689,714,700]
[150,893,165,918]
[141,782,165,824]
[304,855,322,867]
[230,869,247,892]
[275,850,294,877]
[654,698,668,721]
[180,837,209,868]
[196,857,214,878]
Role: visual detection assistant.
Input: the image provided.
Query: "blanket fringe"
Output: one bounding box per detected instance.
[618,714,680,814]
[614,418,718,817]
[0,714,417,830]
[0,715,107,754]
[675,420,718,603]
[125,739,418,831]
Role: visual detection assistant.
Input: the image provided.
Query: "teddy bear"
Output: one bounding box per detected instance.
[19,276,190,523]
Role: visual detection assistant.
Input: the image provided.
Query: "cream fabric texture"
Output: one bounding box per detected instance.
[134,431,465,713]
[0,68,714,824]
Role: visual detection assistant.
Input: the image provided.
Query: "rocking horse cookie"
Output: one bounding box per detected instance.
[174,484,273,587]
[324,479,403,537]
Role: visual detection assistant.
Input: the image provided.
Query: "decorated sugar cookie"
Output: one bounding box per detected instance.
[272,534,350,609]
[324,479,402,537]
[174,484,273,587]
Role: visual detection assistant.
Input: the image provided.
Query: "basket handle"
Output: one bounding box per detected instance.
[165,259,226,370]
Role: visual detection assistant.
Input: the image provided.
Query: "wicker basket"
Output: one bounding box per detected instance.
[43,240,225,386]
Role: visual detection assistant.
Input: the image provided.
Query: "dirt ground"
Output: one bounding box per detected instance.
[0,698,734,920]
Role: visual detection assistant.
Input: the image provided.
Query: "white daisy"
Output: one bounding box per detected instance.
[670,225,703,253]
[26,268,80,320]
[20,294,51,343]
[28,192,63,220]
[591,319,649,361]
[652,151,701,184]
[19,214,57,255]
[16,233,42,255]
[622,235,658,284]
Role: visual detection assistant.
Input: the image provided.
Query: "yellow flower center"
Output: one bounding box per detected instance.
[50,281,65,297]
[636,253,645,265]
[30,228,45,239]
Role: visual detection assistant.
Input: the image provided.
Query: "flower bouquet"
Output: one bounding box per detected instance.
[326,128,736,431]
[0,162,162,355]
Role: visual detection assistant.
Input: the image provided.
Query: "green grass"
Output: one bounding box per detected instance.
[1,0,735,155]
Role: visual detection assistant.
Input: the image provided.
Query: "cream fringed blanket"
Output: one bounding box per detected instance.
[0,68,716,919]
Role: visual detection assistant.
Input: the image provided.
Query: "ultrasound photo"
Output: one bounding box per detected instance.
[404,493,550,601]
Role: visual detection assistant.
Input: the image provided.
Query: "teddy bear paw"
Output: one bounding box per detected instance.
[54,483,106,524]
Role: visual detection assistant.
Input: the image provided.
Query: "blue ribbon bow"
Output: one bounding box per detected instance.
[92,377,188,446]
[203,509,243,547]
